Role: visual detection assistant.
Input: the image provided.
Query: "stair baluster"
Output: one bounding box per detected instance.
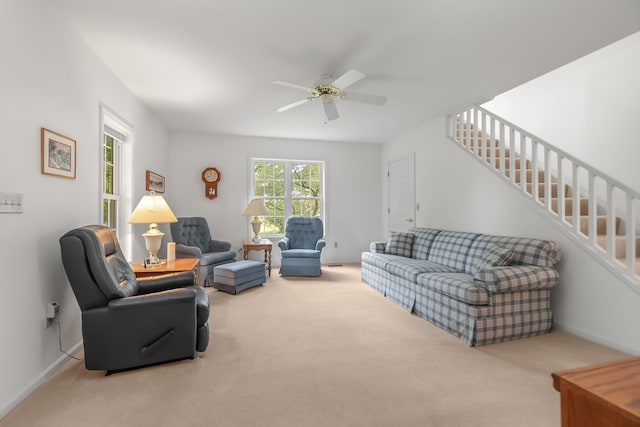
[448,105,640,293]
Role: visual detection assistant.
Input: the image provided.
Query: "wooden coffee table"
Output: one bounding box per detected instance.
[130,258,199,278]
[552,356,640,426]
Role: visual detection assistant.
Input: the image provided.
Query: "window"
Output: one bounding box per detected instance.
[251,159,325,236]
[102,126,123,231]
[100,106,133,257]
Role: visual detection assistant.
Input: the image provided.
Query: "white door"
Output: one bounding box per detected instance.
[388,154,415,232]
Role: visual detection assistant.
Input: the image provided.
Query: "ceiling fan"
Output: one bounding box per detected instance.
[273,69,387,121]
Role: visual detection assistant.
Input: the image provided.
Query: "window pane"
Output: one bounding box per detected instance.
[104,164,114,194]
[291,162,320,197]
[103,199,108,225]
[292,199,321,217]
[102,199,117,229]
[109,200,117,229]
[104,135,114,163]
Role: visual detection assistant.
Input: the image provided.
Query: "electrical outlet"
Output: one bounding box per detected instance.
[334,242,338,248]
[44,301,60,328]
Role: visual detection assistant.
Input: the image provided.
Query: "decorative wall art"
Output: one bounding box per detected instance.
[41,128,76,179]
[145,170,165,193]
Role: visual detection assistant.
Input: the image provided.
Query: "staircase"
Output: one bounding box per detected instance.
[447,106,640,293]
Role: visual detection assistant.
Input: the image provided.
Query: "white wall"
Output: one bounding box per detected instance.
[0,0,170,417]
[167,132,382,266]
[483,31,640,192]
[382,116,640,354]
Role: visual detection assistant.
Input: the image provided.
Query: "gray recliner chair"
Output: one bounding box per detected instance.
[59,225,210,373]
[278,216,326,276]
[170,217,236,286]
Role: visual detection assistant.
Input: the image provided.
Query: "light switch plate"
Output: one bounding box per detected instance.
[0,192,23,213]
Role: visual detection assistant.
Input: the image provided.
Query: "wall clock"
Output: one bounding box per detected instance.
[201,167,220,199]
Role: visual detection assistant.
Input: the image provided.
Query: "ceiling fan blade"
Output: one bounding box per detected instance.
[272,80,311,92]
[322,96,339,121]
[331,69,365,90]
[342,91,387,106]
[276,98,312,113]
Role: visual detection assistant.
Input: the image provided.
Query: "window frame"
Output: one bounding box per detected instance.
[99,105,133,259]
[102,128,122,232]
[249,158,326,238]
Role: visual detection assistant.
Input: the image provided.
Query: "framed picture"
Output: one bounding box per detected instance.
[145,170,165,193]
[41,128,76,179]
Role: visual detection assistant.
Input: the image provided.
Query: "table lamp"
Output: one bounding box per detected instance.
[128,191,177,265]
[243,198,269,242]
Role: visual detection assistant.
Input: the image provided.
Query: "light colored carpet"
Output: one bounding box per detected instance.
[1,264,628,427]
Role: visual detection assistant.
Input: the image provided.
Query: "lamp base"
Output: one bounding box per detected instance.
[251,218,262,242]
[143,225,164,266]
[146,253,163,265]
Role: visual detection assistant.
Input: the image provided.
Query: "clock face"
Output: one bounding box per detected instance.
[204,169,218,182]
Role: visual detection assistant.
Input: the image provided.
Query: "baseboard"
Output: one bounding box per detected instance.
[0,340,83,420]
[554,321,639,356]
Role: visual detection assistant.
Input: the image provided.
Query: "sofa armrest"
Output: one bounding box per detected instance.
[316,239,326,252]
[208,239,231,252]
[369,241,387,253]
[278,237,290,251]
[474,265,559,293]
[175,244,203,258]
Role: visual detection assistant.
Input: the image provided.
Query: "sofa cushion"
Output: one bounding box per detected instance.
[469,245,514,276]
[385,231,415,257]
[361,252,408,270]
[408,227,441,260]
[466,234,562,273]
[417,273,489,305]
[428,230,480,271]
[386,259,456,282]
[281,249,320,259]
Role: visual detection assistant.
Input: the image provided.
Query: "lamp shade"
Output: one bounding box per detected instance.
[128,193,177,224]
[242,199,268,216]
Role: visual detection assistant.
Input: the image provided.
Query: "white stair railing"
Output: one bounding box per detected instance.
[447,105,640,293]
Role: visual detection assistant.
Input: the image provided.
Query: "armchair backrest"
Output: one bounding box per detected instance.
[283,216,324,249]
[171,217,212,253]
[59,225,138,311]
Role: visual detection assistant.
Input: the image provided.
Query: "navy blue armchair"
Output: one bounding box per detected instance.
[277,216,326,276]
[170,217,236,286]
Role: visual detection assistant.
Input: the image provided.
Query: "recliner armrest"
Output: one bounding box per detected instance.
[316,239,326,252]
[278,237,290,251]
[108,287,196,310]
[136,271,195,294]
[208,239,231,252]
[175,244,203,258]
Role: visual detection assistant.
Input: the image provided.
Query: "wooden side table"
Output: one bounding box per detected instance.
[130,258,199,279]
[243,240,272,277]
[552,356,640,427]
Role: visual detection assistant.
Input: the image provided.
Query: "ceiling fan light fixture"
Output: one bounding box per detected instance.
[273,69,386,120]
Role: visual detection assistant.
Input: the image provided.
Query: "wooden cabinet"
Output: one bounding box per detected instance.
[552,356,640,427]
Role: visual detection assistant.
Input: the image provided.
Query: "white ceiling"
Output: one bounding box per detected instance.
[50,0,640,143]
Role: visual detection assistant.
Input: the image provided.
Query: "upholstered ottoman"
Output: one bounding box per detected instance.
[213,260,266,294]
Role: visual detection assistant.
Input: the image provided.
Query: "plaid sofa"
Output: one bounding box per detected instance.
[361,227,562,346]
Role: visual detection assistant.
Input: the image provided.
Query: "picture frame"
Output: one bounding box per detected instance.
[41,128,76,179]
[145,170,165,193]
